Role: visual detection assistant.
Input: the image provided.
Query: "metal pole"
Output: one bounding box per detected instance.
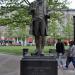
[73,16,75,43]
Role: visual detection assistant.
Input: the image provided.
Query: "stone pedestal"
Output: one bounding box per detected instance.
[20,56,57,75]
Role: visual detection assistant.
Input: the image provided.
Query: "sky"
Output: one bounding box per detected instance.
[67,0,75,9]
[29,0,75,9]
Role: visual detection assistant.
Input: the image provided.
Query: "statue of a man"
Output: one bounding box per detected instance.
[30,0,50,55]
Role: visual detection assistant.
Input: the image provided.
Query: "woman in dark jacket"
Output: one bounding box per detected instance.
[56,39,65,68]
[56,39,65,57]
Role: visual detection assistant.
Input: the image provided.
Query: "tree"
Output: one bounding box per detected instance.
[48,0,69,39]
[0,0,32,44]
[63,15,73,40]
[0,0,71,40]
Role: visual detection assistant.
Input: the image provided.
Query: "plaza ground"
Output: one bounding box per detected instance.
[0,53,75,75]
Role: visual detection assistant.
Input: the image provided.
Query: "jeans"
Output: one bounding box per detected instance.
[57,53,63,58]
[66,57,75,68]
[57,53,63,66]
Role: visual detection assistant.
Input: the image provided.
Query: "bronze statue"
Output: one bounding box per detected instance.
[25,0,50,55]
[30,0,50,55]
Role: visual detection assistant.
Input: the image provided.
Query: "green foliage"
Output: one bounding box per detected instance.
[48,0,68,9]
[0,46,55,55]
[10,7,31,28]
[0,0,72,40]
[48,11,64,39]
[0,18,11,25]
[0,0,31,27]
[63,16,73,40]
[47,0,69,39]
[0,45,69,55]
[0,0,32,40]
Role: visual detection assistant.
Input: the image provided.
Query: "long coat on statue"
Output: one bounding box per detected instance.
[30,0,49,36]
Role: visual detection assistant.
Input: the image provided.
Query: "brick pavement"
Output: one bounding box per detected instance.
[0,53,75,75]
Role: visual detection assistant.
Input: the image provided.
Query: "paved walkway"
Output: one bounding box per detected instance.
[0,54,21,75]
[0,53,75,75]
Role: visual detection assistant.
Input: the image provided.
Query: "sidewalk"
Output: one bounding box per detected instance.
[0,53,75,75]
[0,54,21,75]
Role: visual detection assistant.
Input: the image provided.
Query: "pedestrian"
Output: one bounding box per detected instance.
[56,39,65,68]
[56,39,65,58]
[63,41,75,69]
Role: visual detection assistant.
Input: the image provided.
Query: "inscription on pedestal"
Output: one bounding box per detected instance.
[20,56,57,75]
[25,66,51,75]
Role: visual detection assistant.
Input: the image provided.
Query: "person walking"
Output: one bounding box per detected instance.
[56,39,65,57]
[63,41,75,69]
[56,39,65,68]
